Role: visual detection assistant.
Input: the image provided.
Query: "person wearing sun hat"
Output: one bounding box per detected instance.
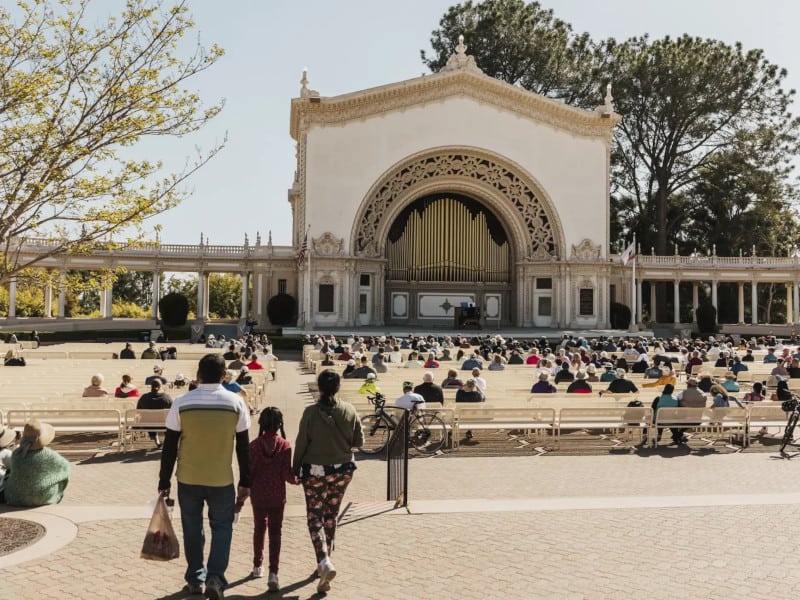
[4,420,70,506]
[358,372,381,396]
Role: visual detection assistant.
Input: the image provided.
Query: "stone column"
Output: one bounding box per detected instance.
[256,273,263,319]
[787,283,794,325]
[57,270,66,318]
[564,267,572,328]
[43,280,52,318]
[8,277,17,318]
[711,280,718,310]
[240,271,249,319]
[738,282,745,325]
[751,281,758,325]
[197,272,205,320]
[202,273,210,319]
[673,280,680,324]
[636,278,643,325]
[151,271,160,320]
[650,282,657,323]
[105,283,113,319]
[692,282,699,324]
[794,281,799,326]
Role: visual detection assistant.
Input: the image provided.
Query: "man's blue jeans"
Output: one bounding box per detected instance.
[177,482,235,587]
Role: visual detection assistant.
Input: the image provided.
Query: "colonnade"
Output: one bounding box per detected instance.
[634,279,800,325]
[5,269,253,321]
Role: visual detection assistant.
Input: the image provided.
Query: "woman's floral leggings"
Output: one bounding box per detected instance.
[302,471,353,562]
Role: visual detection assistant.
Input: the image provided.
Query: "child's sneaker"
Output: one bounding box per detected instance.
[317,558,336,593]
[252,565,264,578]
[267,572,279,592]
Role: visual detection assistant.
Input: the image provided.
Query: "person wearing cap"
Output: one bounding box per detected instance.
[82,373,109,397]
[566,370,593,393]
[599,363,617,383]
[345,356,377,379]
[4,420,70,507]
[395,381,426,412]
[359,373,381,395]
[119,342,136,359]
[605,370,639,394]
[0,427,20,502]
[146,365,169,387]
[137,380,174,448]
[141,341,159,360]
[531,371,557,393]
[414,372,444,405]
[173,373,188,388]
[223,370,257,415]
[158,354,251,599]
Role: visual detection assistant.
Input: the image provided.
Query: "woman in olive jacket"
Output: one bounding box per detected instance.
[293,369,363,594]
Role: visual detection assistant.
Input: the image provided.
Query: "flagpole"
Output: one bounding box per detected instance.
[630,233,638,332]
[304,224,311,330]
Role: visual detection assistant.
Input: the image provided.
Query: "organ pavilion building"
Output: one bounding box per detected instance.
[11,38,800,332]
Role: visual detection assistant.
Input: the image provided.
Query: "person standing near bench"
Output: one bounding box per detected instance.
[158,354,251,600]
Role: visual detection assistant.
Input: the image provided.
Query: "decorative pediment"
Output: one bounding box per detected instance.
[312,232,344,257]
[570,239,601,261]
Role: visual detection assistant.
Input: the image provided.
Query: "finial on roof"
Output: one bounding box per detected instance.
[440,34,482,74]
[605,82,614,110]
[300,66,320,99]
[256,231,261,247]
[268,230,273,246]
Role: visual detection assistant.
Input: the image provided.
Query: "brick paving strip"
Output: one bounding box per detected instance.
[4,358,800,599]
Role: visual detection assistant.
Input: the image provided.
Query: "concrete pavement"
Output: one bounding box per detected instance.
[3,359,800,599]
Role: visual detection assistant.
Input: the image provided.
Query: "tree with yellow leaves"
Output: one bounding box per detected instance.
[0,0,224,284]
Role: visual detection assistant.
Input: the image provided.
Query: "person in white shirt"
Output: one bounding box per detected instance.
[395,381,426,412]
[471,368,487,393]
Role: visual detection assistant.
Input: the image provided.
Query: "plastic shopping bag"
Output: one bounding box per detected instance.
[140,492,180,561]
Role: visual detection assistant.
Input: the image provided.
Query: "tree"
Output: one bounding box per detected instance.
[0,0,224,284]
[604,35,800,254]
[423,3,800,256]
[422,0,600,106]
[113,271,154,308]
[209,273,243,319]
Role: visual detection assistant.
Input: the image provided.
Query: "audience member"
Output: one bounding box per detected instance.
[605,370,638,394]
[414,372,444,405]
[114,374,139,398]
[145,365,168,387]
[82,374,109,397]
[566,370,592,393]
[395,381,426,412]
[141,341,159,359]
[455,379,484,403]
[4,420,69,507]
[531,371,557,393]
[136,380,173,448]
[3,350,26,366]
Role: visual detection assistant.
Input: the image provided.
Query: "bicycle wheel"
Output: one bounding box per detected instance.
[358,414,391,455]
[410,413,447,454]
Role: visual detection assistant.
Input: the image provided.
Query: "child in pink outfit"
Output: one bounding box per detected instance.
[248,407,299,592]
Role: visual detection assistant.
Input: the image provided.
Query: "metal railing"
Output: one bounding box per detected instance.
[386,408,409,507]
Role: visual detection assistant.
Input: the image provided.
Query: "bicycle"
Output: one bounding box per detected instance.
[358,393,448,455]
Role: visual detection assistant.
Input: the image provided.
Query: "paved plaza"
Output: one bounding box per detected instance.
[3,359,800,599]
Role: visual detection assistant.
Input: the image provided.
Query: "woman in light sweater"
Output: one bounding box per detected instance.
[293,369,363,594]
[4,420,69,507]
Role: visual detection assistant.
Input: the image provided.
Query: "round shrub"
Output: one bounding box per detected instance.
[610,302,632,329]
[267,293,296,326]
[159,292,190,327]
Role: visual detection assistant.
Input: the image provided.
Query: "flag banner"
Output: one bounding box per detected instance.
[620,241,636,266]
[297,231,308,267]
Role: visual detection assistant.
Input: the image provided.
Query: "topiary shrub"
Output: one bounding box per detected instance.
[695,302,718,334]
[267,293,296,326]
[159,292,190,327]
[610,302,632,329]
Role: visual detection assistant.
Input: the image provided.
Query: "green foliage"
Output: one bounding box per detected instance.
[0,0,224,284]
[424,3,800,254]
[113,271,154,308]
[209,273,243,319]
[159,292,189,327]
[267,293,296,326]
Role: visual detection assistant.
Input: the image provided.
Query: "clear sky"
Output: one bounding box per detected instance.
[148,0,800,247]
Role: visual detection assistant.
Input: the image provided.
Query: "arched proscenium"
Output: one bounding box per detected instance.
[351,147,564,261]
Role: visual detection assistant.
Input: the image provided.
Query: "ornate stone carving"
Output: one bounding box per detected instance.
[570,239,601,260]
[440,35,482,75]
[313,232,344,257]
[290,69,619,142]
[354,151,557,259]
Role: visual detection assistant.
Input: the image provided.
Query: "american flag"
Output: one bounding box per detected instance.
[297,231,308,267]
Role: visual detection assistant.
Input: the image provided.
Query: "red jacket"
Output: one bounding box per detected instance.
[249,432,295,508]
